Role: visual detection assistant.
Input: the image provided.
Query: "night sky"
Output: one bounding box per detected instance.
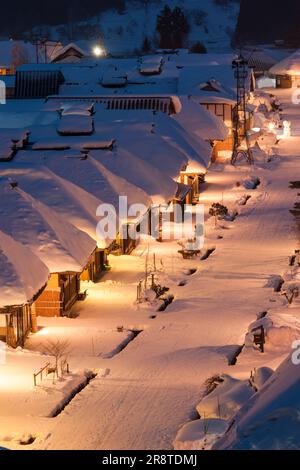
[236,0,300,44]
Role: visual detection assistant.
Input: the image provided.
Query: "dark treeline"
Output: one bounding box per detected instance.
[235,0,300,45]
[1,0,125,36]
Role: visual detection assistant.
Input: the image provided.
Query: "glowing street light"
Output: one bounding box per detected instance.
[93,46,105,58]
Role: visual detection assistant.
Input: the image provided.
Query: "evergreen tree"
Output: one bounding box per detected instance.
[189,41,207,54]
[156,5,189,49]
[172,6,189,48]
[156,5,174,49]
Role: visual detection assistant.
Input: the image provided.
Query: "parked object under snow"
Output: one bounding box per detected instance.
[196,375,255,421]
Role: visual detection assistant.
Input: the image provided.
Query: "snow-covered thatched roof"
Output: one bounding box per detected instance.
[0,229,49,309]
[242,48,277,72]
[0,180,96,273]
[269,50,300,76]
[0,165,103,245]
[173,96,229,141]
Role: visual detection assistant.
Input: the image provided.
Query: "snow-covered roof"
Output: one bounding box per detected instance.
[0,180,96,273]
[14,53,240,99]
[57,115,94,136]
[101,67,127,87]
[269,49,300,76]
[177,64,238,98]
[242,48,277,72]
[0,165,102,246]
[0,229,49,309]
[92,109,212,183]
[0,98,213,249]
[173,96,229,141]
[51,43,88,63]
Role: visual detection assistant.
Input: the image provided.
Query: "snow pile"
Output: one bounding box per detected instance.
[244,312,300,354]
[250,367,273,391]
[215,355,300,450]
[175,368,275,450]
[0,229,49,308]
[174,418,228,450]
[196,375,255,421]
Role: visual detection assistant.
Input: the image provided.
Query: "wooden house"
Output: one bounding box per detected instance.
[51,43,88,64]
[269,50,300,88]
[0,182,96,318]
[0,230,49,348]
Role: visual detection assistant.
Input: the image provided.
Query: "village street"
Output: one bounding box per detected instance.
[4,89,293,450]
[0,89,299,450]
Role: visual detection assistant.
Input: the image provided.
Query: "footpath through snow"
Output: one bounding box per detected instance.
[1,88,300,450]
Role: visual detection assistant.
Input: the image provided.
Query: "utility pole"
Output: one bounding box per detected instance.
[231,55,253,165]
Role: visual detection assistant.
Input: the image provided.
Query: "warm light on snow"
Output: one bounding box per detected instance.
[268,122,276,132]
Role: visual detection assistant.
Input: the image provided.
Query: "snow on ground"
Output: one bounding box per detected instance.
[1,87,300,450]
[214,355,300,450]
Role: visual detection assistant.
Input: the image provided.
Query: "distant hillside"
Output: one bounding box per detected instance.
[235,0,300,45]
[4,0,240,55]
[0,0,125,37]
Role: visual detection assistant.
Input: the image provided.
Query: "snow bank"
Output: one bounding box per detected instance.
[250,367,273,391]
[196,375,254,421]
[215,355,300,450]
[174,418,228,450]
